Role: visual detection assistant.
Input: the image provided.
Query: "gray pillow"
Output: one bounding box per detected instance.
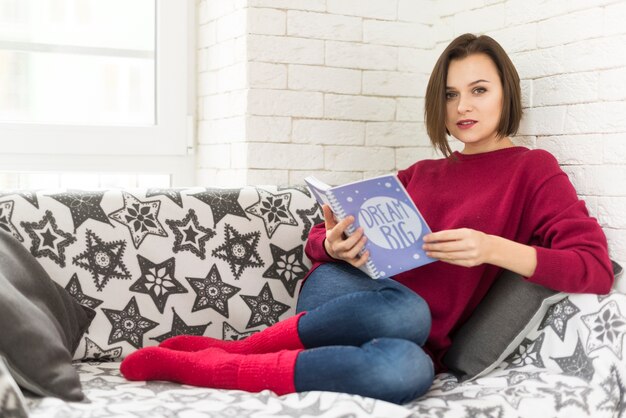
[0,230,95,401]
[443,261,623,381]
[443,269,566,381]
[0,355,28,418]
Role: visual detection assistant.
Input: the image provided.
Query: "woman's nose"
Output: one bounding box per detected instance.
[457,95,473,113]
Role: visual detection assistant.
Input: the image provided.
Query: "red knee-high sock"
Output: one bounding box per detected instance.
[159,312,306,354]
[120,346,302,395]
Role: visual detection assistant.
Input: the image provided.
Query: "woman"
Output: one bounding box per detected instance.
[120,33,613,405]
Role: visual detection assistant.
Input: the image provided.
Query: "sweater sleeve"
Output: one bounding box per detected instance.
[397,163,415,188]
[523,171,613,294]
[304,221,339,264]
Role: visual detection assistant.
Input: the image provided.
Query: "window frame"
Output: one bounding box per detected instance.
[0,0,195,186]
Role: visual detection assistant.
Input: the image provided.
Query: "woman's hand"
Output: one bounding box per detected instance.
[422,228,495,268]
[322,204,370,268]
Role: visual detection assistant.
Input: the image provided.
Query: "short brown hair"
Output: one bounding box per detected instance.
[424,33,523,158]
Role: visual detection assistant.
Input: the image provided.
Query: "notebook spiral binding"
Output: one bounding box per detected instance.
[327,189,381,279]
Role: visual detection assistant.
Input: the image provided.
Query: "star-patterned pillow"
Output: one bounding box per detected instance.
[443,262,623,382]
[443,269,567,381]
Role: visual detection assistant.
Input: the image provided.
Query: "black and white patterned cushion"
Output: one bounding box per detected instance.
[1,185,321,360]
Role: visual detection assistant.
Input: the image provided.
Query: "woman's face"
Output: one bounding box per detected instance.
[445,53,505,153]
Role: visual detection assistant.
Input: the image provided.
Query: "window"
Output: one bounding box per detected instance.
[0,0,195,187]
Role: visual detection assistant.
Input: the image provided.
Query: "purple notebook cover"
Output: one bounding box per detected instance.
[306,174,436,279]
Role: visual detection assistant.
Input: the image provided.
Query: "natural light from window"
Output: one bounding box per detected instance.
[0,0,155,126]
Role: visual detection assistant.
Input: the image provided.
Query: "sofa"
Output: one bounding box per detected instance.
[2,185,625,418]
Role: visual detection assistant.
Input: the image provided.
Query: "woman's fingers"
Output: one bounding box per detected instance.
[322,205,337,230]
[342,234,367,259]
[350,248,370,268]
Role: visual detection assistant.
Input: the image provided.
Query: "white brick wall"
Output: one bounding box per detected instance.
[196,0,626,273]
[478,0,626,276]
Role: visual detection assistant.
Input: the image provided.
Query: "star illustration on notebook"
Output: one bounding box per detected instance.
[539,381,592,414]
[102,296,158,349]
[73,229,132,291]
[296,204,324,241]
[581,300,626,360]
[0,190,39,208]
[186,264,241,317]
[0,200,23,242]
[538,297,580,341]
[65,273,103,309]
[129,255,188,314]
[245,188,298,239]
[550,337,595,382]
[21,210,76,267]
[145,188,186,208]
[49,190,112,232]
[263,244,307,297]
[189,188,249,228]
[506,333,545,369]
[150,307,211,343]
[165,209,216,259]
[222,322,258,341]
[212,224,264,280]
[108,192,167,249]
[240,282,290,328]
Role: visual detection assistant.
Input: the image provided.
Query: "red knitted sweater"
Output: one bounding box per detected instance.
[302,146,613,373]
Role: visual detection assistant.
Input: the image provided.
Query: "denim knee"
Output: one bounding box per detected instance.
[372,287,431,346]
[365,338,434,404]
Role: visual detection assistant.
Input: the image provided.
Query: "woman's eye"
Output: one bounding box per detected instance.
[474,87,486,94]
[445,92,456,100]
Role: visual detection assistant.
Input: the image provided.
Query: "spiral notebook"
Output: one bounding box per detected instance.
[304,174,437,279]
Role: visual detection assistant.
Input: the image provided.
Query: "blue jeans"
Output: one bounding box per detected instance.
[293,262,434,405]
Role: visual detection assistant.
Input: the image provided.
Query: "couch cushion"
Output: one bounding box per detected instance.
[442,261,623,381]
[0,186,320,361]
[0,230,95,401]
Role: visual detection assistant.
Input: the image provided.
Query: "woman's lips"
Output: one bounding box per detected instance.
[457,121,477,130]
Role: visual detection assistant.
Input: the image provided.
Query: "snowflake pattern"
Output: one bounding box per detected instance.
[102,297,158,349]
[186,264,241,317]
[263,243,307,297]
[129,255,188,314]
[108,192,167,248]
[73,229,131,291]
[506,333,545,369]
[581,300,626,359]
[240,282,290,328]
[245,188,298,238]
[538,297,580,341]
[212,224,264,280]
